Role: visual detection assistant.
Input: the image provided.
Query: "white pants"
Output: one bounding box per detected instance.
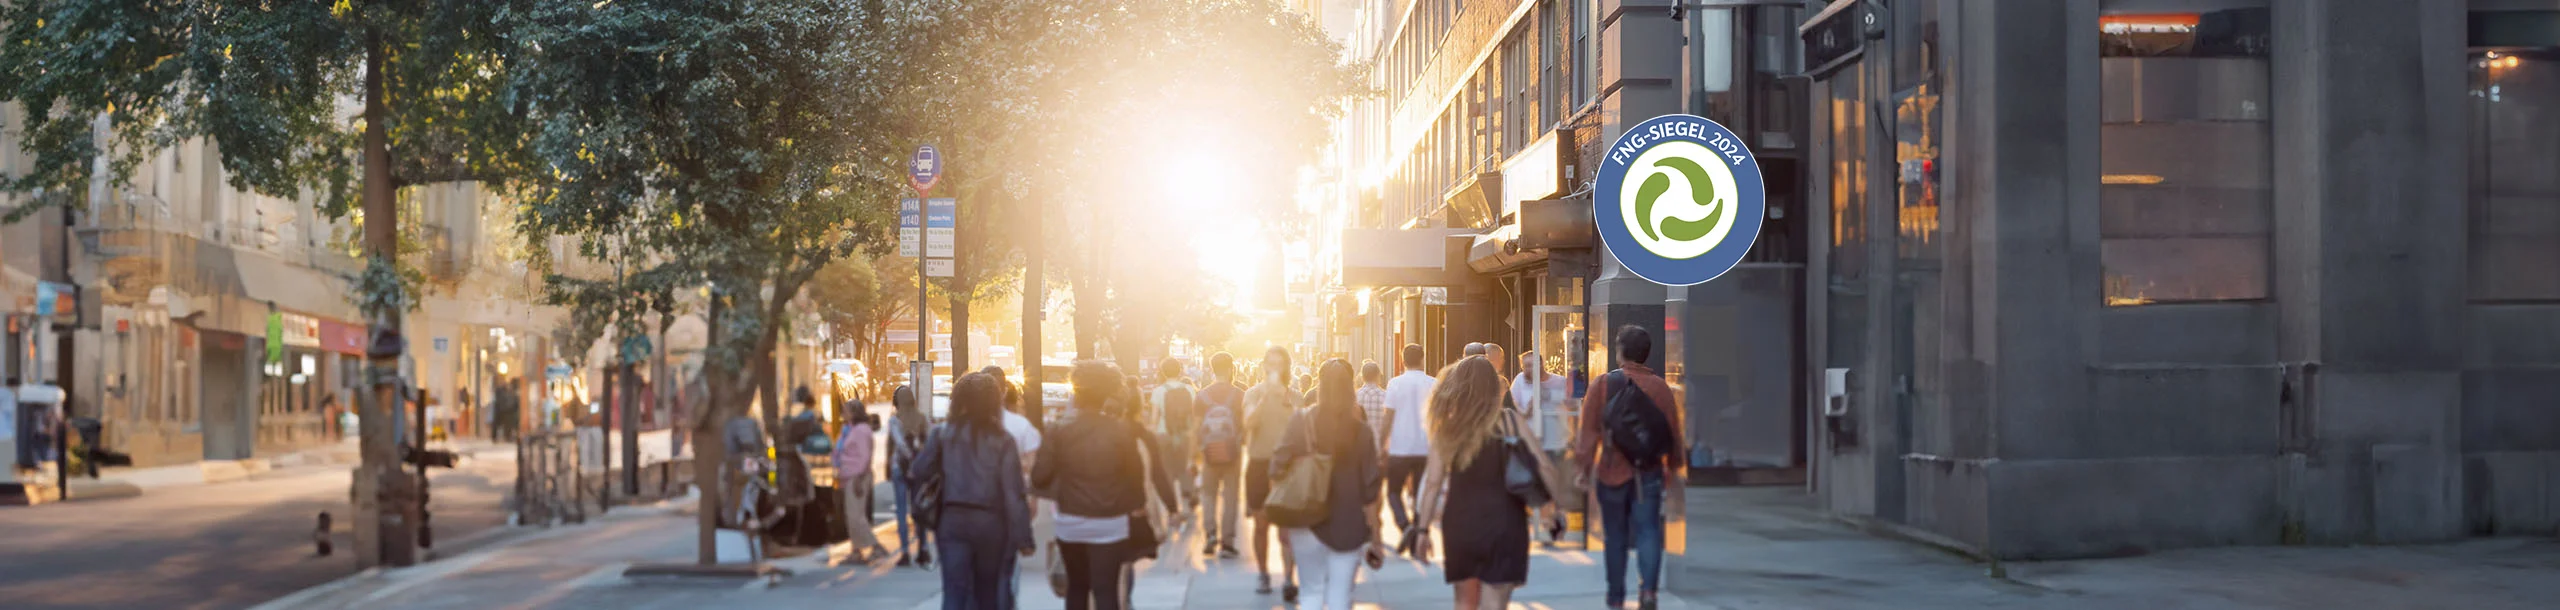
[1287,528,1363,610]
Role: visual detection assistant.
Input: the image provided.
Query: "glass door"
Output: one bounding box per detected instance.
[1531,305,1586,446]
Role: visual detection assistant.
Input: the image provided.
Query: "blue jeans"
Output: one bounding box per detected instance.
[893,475,933,556]
[1596,470,1667,605]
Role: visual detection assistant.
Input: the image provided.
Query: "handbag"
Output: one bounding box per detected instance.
[1046,541,1069,596]
[1500,410,1552,506]
[910,428,947,532]
[1263,413,1334,528]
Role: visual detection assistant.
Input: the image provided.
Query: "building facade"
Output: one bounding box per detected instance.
[1,102,566,475]
[1801,0,2560,559]
[1333,0,1813,479]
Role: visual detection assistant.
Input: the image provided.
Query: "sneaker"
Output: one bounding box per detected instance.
[1256,574,1274,594]
[897,554,913,567]
[1282,584,1299,604]
[1219,543,1241,558]
[1203,541,1219,556]
[1638,592,1659,610]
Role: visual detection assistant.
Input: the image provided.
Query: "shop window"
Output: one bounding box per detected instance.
[2469,14,2560,302]
[1825,65,1869,372]
[2099,6,2272,306]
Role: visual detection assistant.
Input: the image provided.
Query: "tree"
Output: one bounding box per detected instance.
[866,253,918,371]
[1,0,535,567]
[508,0,915,564]
[806,254,883,361]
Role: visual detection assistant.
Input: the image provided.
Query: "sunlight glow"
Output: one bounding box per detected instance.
[1193,222,1265,311]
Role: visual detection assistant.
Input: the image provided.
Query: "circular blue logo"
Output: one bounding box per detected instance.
[1592,114,1766,286]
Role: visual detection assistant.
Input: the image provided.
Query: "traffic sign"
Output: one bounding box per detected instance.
[899,198,923,257]
[925,198,956,258]
[924,258,955,278]
[909,145,942,194]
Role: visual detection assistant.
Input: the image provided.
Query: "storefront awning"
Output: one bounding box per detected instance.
[1340,228,1479,287]
[234,250,362,323]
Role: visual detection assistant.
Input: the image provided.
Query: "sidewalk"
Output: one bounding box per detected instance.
[250,487,2560,610]
[7,436,510,505]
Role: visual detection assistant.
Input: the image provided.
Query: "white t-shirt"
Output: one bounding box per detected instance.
[1511,372,1572,451]
[1384,369,1437,457]
[1054,512,1130,545]
[1002,410,1042,455]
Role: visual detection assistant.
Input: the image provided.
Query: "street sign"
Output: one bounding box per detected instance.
[924,258,955,278]
[899,198,923,258]
[909,145,943,194]
[34,282,58,317]
[925,198,957,258]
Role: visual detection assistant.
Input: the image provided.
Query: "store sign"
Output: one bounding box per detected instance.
[1801,0,1868,79]
[1592,114,1767,286]
[280,313,322,348]
[319,319,368,356]
[1500,133,1562,222]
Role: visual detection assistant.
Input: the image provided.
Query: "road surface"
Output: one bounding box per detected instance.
[0,451,518,610]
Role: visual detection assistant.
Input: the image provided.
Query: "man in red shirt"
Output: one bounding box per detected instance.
[1573,325,1686,610]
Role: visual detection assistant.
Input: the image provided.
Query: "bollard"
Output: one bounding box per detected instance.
[315,512,334,556]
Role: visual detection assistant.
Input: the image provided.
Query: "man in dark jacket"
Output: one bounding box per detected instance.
[1574,325,1687,610]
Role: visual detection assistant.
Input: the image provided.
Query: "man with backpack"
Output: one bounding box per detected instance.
[1192,352,1248,558]
[1573,325,1686,610]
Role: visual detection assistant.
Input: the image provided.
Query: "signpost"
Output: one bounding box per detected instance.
[925,198,957,260]
[909,146,942,379]
[898,198,923,258]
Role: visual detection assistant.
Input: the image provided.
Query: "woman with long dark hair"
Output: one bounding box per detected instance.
[1271,359,1387,610]
[1412,356,1564,609]
[886,383,935,566]
[908,372,1035,609]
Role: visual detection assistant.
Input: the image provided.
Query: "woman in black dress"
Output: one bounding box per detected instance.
[1413,356,1562,609]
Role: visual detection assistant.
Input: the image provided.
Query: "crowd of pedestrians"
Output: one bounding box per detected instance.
[828,324,1684,610]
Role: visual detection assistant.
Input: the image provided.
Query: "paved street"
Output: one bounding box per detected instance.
[0,446,520,610]
[245,486,2560,610]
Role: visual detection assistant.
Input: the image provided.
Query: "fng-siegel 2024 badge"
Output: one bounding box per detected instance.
[1592,114,1766,286]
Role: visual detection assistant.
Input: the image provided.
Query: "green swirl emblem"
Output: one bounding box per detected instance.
[1632,157,1724,243]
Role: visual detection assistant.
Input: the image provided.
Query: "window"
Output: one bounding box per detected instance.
[1541,0,1561,131]
[2469,12,2560,301]
[2099,6,2272,306]
[1824,63,1869,377]
[1573,0,1593,107]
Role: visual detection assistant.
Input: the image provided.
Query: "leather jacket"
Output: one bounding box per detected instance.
[1033,414,1178,519]
[907,423,1033,551]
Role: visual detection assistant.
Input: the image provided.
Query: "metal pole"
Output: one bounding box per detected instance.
[918,192,930,389]
[622,361,638,495]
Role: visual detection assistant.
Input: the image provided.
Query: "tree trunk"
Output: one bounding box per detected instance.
[695,295,731,564]
[1072,264,1101,361]
[1021,194,1043,426]
[756,349,781,443]
[355,31,417,569]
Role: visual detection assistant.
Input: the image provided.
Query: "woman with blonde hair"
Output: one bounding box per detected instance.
[1411,356,1565,610]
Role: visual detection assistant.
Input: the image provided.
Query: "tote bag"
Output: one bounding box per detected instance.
[1262,413,1334,528]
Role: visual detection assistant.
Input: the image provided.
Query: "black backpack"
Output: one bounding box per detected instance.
[1603,371,1676,470]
